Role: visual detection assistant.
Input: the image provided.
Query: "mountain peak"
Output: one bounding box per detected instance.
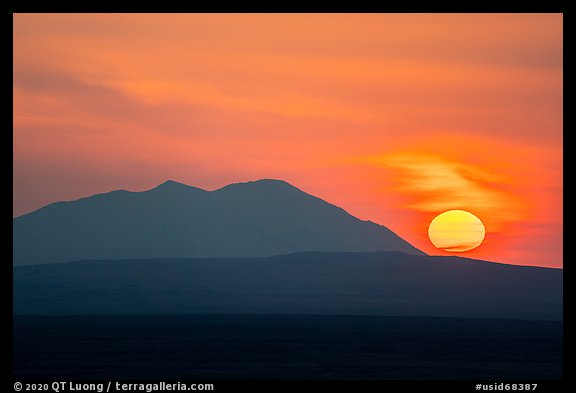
[215,178,302,193]
[237,179,296,189]
[158,179,186,187]
[149,180,204,193]
[253,179,290,185]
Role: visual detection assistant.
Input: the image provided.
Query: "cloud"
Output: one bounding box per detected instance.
[374,152,525,231]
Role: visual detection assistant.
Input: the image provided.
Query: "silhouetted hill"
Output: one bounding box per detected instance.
[13,251,562,320]
[13,179,424,266]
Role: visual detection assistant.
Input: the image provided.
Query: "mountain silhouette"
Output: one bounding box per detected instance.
[13,251,562,320]
[13,179,424,266]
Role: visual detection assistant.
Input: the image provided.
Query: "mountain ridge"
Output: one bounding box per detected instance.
[13,179,425,266]
[18,250,562,271]
[14,179,341,217]
[13,250,562,320]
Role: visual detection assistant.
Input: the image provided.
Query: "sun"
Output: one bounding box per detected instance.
[428,210,485,252]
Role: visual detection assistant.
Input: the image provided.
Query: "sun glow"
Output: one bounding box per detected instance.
[428,210,486,252]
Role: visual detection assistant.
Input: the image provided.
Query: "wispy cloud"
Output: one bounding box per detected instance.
[373,152,525,231]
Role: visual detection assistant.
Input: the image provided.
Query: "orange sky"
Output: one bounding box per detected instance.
[13,13,563,267]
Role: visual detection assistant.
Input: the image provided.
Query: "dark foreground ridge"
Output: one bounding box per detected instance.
[13,314,562,380]
[14,251,562,320]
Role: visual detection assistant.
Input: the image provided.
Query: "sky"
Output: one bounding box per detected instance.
[13,13,563,268]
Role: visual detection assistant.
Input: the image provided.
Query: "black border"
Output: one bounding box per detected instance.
[562,3,575,392]
[7,2,573,392]
[5,1,570,13]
